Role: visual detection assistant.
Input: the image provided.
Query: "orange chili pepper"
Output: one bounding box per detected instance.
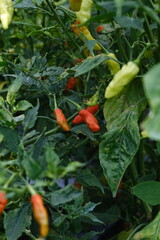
[54,108,70,131]
[30,194,49,237]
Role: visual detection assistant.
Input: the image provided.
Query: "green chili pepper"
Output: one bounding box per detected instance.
[86,89,99,106]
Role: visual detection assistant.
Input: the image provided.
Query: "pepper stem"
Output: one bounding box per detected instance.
[134,43,158,65]
[64,98,82,111]
[3,173,18,189]
[21,177,36,196]
[53,94,58,110]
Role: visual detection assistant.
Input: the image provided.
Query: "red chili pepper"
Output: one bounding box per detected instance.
[79,109,100,132]
[74,59,84,65]
[0,192,8,214]
[54,108,70,131]
[73,181,82,189]
[96,25,104,34]
[65,77,77,90]
[30,194,49,237]
[72,104,99,124]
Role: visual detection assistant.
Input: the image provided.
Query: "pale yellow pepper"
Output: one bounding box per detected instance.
[0,0,14,29]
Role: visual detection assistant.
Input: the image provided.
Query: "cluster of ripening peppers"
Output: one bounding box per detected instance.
[0,189,49,238]
[53,0,140,133]
[54,103,100,132]
[69,0,140,98]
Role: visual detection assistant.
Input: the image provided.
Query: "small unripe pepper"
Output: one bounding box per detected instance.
[79,109,100,132]
[71,20,101,51]
[75,0,93,24]
[86,89,99,106]
[0,192,8,214]
[54,108,70,131]
[0,0,14,29]
[72,104,99,124]
[69,0,82,11]
[65,77,77,91]
[30,194,49,237]
[105,61,139,98]
[106,53,120,75]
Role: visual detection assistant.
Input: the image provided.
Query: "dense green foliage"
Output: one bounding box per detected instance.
[0,0,160,239]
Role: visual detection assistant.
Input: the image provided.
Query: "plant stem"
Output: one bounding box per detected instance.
[142,201,152,220]
[45,0,81,51]
[115,28,128,62]
[21,69,51,95]
[129,158,139,184]
[3,173,18,188]
[137,141,144,176]
[143,13,155,44]
[24,112,78,146]
[84,71,91,95]
[21,177,36,195]
[25,230,38,240]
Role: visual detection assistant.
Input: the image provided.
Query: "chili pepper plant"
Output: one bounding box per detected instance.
[0,0,160,239]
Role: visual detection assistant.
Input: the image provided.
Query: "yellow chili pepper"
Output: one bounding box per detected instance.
[106,53,120,75]
[71,20,101,51]
[105,62,139,98]
[69,0,82,11]
[0,0,14,29]
[75,0,93,24]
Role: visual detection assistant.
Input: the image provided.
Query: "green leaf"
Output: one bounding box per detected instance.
[103,82,146,130]
[131,211,160,240]
[50,185,82,206]
[45,146,60,179]
[132,181,160,205]
[142,63,160,140]
[23,154,44,179]
[4,205,32,240]
[0,125,19,153]
[94,205,121,224]
[115,16,144,30]
[76,169,104,193]
[83,202,100,214]
[100,82,145,196]
[14,100,33,112]
[71,124,96,141]
[53,215,67,227]
[61,161,84,178]
[23,133,46,179]
[0,108,13,125]
[14,0,37,8]
[72,54,110,77]
[99,120,140,197]
[23,100,39,131]
[79,231,103,240]
[6,76,23,105]
[80,213,104,225]
[34,0,44,5]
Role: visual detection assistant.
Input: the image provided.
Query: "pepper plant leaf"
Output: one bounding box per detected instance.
[4,204,31,240]
[132,181,160,205]
[100,82,146,196]
[142,63,160,140]
[131,211,160,240]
